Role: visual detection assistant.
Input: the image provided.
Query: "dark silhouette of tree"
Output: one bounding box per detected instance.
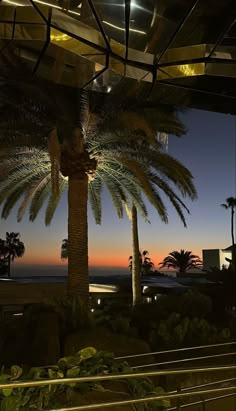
[129,249,154,276]
[61,239,68,260]
[159,250,202,274]
[0,238,8,276]
[221,197,236,270]
[1,232,25,278]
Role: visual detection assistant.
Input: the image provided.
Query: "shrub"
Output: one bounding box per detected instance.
[0,348,169,411]
[149,314,231,349]
[131,290,213,340]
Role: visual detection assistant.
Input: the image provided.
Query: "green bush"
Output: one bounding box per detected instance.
[131,290,213,339]
[149,314,231,349]
[0,348,168,411]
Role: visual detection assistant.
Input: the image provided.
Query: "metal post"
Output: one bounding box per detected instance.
[176,384,182,411]
[201,396,206,411]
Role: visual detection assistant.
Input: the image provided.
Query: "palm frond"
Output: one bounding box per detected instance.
[48,128,61,196]
[17,174,51,222]
[88,176,102,224]
[29,179,52,222]
[45,178,67,226]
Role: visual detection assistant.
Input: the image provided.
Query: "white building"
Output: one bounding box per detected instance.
[202,248,232,271]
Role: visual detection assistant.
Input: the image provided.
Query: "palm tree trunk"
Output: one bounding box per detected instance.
[131,204,142,305]
[7,255,11,278]
[231,207,235,270]
[67,174,89,303]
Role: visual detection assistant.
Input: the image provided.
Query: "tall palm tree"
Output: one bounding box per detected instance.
[0,77,195,303]
[0,53,195,304]
[159,249,202,274]
[0,139,196,302]
[125,130,197,304]
[2,232,25,278]
[61,239,68,260]
[221,196,236,270]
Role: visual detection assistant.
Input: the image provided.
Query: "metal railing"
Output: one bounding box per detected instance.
[132,351,236,369]
[0,365,235,411]
[168,392,236,410]
[167,376,236,410]
[115,341,236,360]
[115,341,236,371]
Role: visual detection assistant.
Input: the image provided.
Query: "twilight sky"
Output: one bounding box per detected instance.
[0,109,235,270]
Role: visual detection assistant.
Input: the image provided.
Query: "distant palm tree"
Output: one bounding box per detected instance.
[0,238,8,276]
[61,239,68,260]
[159,250,202,274]
[129,249,154,276]
[3,232,25,278]
[221,197,236,270]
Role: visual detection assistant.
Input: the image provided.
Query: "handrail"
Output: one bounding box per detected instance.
[115,341,236,360]
[168,392,236,410]
[180,376,236,392]
[167,376,236,394]
[0,365,236,390]
[133,351,236,369]
[46,386,236,410]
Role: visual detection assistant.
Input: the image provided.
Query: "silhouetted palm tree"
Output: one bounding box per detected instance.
[129,249,154,276]
[159,250,202,274]
[0,238,8,276]
[3,232,25,278]
[61,239,68,260]
[221,197,236,270]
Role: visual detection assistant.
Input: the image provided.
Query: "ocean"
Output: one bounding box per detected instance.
[8,265,175,282]
[10,265,129,279]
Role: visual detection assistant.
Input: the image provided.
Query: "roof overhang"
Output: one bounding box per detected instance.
[0,0,236,113]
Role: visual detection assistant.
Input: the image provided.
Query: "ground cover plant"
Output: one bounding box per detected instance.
[0,347,169,411]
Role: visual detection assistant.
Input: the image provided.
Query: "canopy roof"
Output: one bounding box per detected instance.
[0,0,236,113]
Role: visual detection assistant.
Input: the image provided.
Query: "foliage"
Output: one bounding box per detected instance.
[0,233,25,277]
[60,239,68,260]
[0,348,168,411]
[25,296,94,339]
[221,196,236,269]
[129,250,155,276]
[149,313,231,349]
[0,258,7,276]
[130,290,232,348]
[159,250,202,273]
[92,301,139,337]
[0,95,197,228]
[132,290,212,326]
[205,267,236,309]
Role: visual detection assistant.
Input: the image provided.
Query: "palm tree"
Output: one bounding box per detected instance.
[159,250,202,274]
[221,197,236,270]
[2,232,25,278]
[125,130,197,304]
[61,239,68,260]
[129,249,154,276]
[0,139,197,301]
[0,238,8,276]
[0,53,196,304]
[0,70,195,304]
